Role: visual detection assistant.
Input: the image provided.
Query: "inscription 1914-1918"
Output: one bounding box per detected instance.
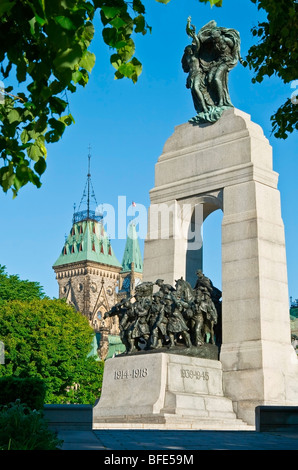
[114,368,148,380]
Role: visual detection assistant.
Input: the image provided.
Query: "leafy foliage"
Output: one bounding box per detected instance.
[197,0,222,5]
[0,0,296,196]
[244,0,298,139]
[0,376,46,410]
[0,0,222,196]
[0,298,104,405]
[0,400,62,450]
[0,0,96,196]
[0,265,45,302]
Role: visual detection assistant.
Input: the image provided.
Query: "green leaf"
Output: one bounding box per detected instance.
[134,15,145,34]
[45,130,60,143]
[48,118,66,135]
[28,17,37,35]
[131,57,142,76]
[21,130,30,144]
[133,0,145,14]
[110,54,122,70]
[35,114,48,134]
[34,157,47,176]
[7,108,21,124]
[0,1,16,16]
[72,70,83,83]
[16,58,27,83]
[37,136,46,156]
[34,14,46,27]
[110,16,127,30]
[102,27,118,47]
[53,45,83,72]
[55,16,76,31]
[197,0,222,6]
[79,51,95,72]
[49,97,68,115]
[1,164,15,192]
[115,40,128,49]
[27,143,42,162]
[118,39,135,62]
[82,22,95,44]
[13,175,23,192]
[59,114,75,126]
[117,57,142,83]
[101,6,122,19]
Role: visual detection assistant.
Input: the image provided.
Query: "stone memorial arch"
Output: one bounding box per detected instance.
[94,19,297,429]
[142,108,298,424]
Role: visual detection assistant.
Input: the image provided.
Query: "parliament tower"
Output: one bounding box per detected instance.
[52,151,142,358]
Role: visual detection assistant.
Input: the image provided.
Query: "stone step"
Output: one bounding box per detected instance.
[93,413,255,431]
[161,407,243,421]
[161,390,247,425]
[161,413,254,430]
[93,421,255,430]
[163,391,237,417]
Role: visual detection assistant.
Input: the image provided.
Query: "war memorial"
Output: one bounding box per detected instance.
[93,18,298,430]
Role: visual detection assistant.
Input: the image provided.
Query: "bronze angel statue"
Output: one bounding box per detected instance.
[182,17,242,124]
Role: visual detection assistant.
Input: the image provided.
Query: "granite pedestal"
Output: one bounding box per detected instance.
[93,352,253,430]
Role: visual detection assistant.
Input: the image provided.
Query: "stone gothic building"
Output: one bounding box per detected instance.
[52,155,143,359]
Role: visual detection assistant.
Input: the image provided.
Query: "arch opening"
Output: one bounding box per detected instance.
[201,208,223,293]
[185,195,222,288]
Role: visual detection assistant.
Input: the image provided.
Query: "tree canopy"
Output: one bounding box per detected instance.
[244,0,298,139]
[0,265,45,302]
[0,297,103,404]
[0,0,296,196]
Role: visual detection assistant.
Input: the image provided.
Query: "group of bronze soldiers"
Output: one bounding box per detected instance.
[105,271,222,354]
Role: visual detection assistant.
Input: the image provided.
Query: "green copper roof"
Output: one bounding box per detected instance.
[121,223,143,273]
[106,335,126,359]
[88,333,101,361]
[53,219,121,268]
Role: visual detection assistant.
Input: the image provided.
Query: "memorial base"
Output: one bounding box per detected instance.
[93,352,254,430]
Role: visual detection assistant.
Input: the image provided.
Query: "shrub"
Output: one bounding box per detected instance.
[0,376,46,410]
[0,400,62,450]
[0,299,103,404]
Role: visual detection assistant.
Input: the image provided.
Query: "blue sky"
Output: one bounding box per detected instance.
[0,0,297,302]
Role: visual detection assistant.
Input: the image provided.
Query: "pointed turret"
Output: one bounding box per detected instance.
[120,222,143,296]
[52,149,122,349]
[121,222,143,274]
[53,148,121,271]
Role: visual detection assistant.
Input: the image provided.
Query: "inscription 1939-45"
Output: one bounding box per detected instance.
[180,369,209,380]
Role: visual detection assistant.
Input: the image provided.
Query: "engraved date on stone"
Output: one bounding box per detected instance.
[114,368,148,380]
[181,369,209,380]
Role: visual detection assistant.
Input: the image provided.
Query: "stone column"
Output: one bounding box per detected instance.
[221,178,297,424]
[144,199,192,286]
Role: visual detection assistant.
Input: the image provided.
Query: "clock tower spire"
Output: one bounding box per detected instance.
[52,148,122,358]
